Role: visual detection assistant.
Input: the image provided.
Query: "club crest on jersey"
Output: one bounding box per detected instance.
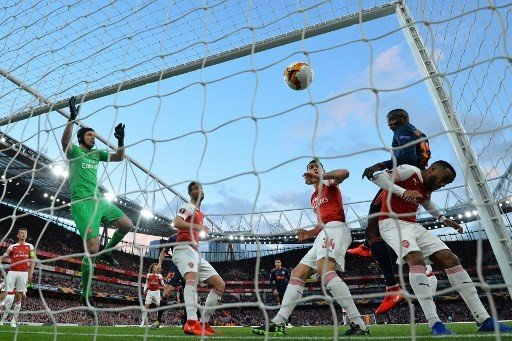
[188,262,194,268]
[401,240,410,248]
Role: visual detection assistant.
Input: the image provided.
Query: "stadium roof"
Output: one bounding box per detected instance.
[0,131,173,237]
[1,131,511,243]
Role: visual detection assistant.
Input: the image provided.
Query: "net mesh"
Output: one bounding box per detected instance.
[0,0,511,339]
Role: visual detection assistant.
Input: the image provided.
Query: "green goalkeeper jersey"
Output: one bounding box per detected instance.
[67,144,109,201]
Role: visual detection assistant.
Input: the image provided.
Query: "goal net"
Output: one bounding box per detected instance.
[0,0,511,339]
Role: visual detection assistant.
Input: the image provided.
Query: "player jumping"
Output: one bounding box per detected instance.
[61,96,133,315]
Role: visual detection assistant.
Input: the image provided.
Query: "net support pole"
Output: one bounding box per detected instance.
[0,2,398,126]
[396,3,512,296]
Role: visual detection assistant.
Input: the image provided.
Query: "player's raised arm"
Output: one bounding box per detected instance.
[61,96,80,152]
[109,123,125,162]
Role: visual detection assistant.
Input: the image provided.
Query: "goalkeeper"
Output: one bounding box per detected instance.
[61,96,133,315]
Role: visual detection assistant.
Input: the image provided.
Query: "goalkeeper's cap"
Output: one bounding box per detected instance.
[77,127,95,145]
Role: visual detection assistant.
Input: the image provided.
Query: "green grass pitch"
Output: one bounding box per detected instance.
[0,323,510,340]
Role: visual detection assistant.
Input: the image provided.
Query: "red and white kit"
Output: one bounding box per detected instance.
[144,273,164,305]
[4,242,34,293]
[373,165,449,263]
[172,202,218,282]
[300,180,352,272]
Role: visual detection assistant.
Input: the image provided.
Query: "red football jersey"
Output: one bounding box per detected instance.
[379,165,430,222]
[311,182,346,223]
[146,273,163,291]
[5,242,34,272]
[176,202,204,244]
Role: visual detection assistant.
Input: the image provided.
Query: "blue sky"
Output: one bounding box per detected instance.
[2,1,511,246]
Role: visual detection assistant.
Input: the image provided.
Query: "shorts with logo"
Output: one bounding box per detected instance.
[71,198,125,240]
[172,245,219,283]
[379,218,449,264]
[145,289,161,305]
[299,221,352,272]
[6,271,29,293]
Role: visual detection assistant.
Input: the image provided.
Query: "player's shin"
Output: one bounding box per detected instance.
[104,230,128,254]
[81,256,95,298]
[200,288,223,323]
[409,265,440,328]
[184,280,198,321]
[271,277,304,326]
[324,271,366,330]
[446,265,489,324]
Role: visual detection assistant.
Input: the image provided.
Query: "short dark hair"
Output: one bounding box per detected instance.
[275,259,281,262]
[306,159,324,171]
[17,228,27,234]
[387,108,409,121]
[188,181,200,193]
[431,160,456,178]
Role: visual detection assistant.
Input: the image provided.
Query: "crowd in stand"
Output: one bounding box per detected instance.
[1,212,510,327]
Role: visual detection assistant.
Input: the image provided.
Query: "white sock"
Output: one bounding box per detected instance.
[409,265,440,328]
[11,303,21,325]
[141,311,147,325]
[200,289,223,323]
[184,280,198,321]
[271,277,305,326]
[324,271,366,330]
[446,265,490,324]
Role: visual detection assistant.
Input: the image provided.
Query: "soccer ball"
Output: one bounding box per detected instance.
[283,61,314,90]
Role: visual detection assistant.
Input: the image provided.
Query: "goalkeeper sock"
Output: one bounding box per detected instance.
[184,280,198,321]
[104,230,128,254]
[409,265,440,328]
[324,271,366,330]
[369,237,397,287]
[11,302,21,324]
[446,265,489,324]
[271,277,304,326]
[200,288,223,323]
[81,256,95,297]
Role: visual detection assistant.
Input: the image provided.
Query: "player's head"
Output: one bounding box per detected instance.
[188,181,204,202]
[274,259,282,268]
[77,127,95,149]
[17,228,27,242]
[306,160,324,173]
[386,109,409,131]
[149,263,159,274]
[424,160,456,191]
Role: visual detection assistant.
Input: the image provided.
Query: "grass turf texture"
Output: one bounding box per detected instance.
[0,323,510,340]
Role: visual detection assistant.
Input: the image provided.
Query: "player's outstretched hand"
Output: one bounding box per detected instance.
[68,96,80,121]
[114,123,125,141]
[296,229,310,241]
[362,165,380,180]
[402,189,423,204]
[444,219,463,233]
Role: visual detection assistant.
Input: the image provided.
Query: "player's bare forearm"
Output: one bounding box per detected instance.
[323,169,349,184]
[61,121,74,152]
[173,219,205,232]
[158,250,166,266]
[109,147,125,162]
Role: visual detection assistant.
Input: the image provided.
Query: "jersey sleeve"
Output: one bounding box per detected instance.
[66,144,81,159]
[177,203,194,220]
[3,244,14,256]
[98,149,109,162]
[372,165,420,196]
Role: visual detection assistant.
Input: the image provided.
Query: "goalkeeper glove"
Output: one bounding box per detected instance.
[68,96,80,121]
[114,123,125,147]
